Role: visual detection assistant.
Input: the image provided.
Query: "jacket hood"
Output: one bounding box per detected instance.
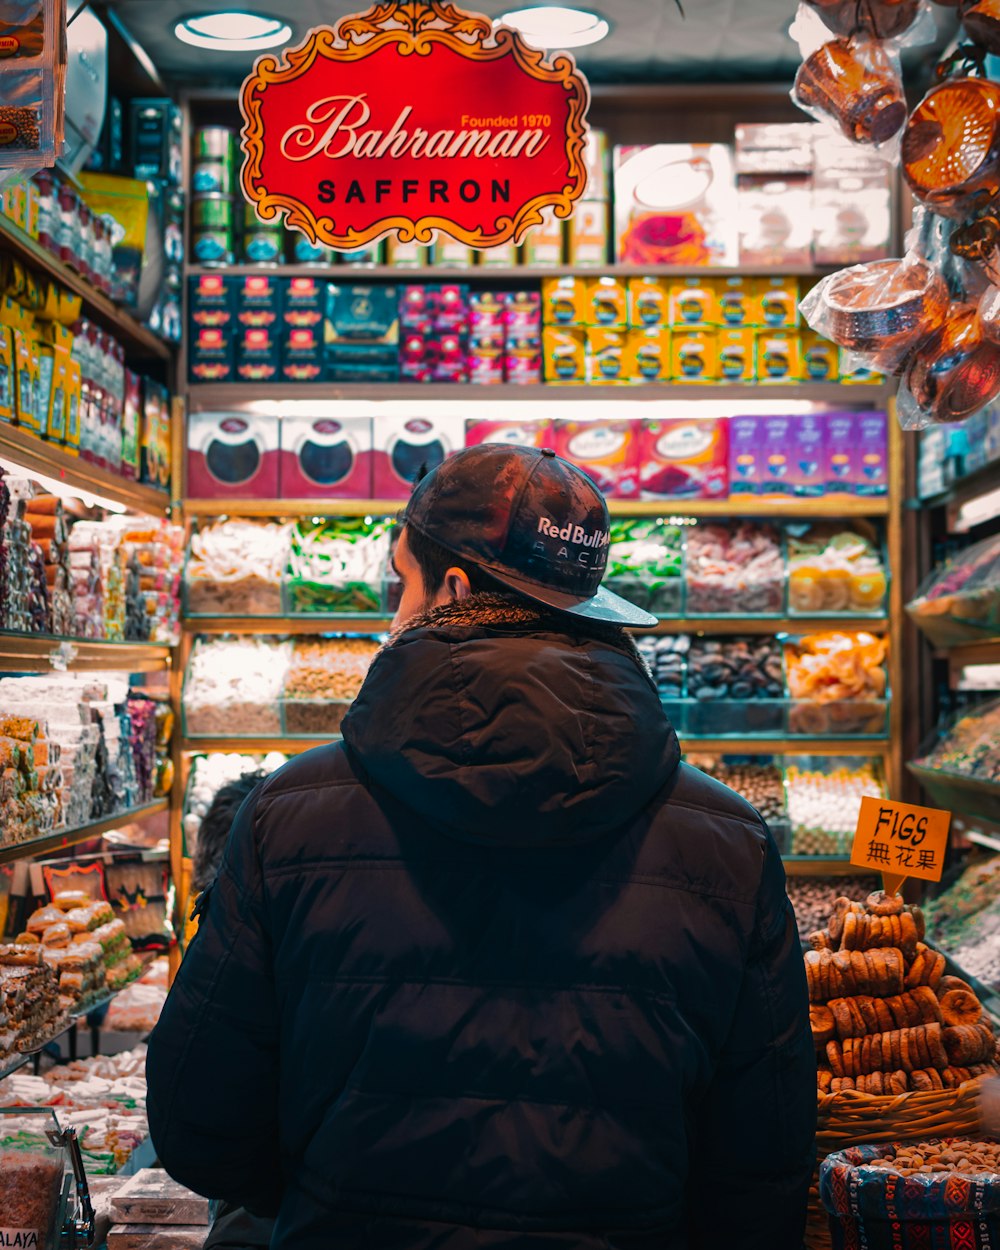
[342,594,680,846]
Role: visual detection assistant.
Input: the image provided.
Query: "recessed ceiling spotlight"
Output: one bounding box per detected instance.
[497,6,609,48]
[174,11,292,51]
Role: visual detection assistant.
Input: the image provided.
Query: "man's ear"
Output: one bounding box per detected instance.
[443,567,473,601]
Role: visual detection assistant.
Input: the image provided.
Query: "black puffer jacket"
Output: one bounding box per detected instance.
[148,597,815,1249]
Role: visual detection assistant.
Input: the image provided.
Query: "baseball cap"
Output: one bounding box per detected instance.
[401,443,658,628]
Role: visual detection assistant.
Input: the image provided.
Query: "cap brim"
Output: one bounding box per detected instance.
[482,566,659,629]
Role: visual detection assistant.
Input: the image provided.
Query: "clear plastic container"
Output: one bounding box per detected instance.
[183,519,291,617]
[784,756,888,856]
[784,631,889,734]
[279,637,379,736]
[603,517,685,617]
[181,637,291,737]
[786,520,888,617]
[0,1108,71,1250]
[906,532,1000,648]
[285,518,391,616]
[685,519,785,616]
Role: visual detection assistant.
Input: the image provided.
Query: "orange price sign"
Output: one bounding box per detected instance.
[850,795,951,897]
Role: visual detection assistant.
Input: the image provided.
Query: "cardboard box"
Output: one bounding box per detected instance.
[468,333,505,385]
[478,241,520,269]
[791,413,825,497]
[283,276,326,328]
[11,326,34,428]
[503,334,542,385]
[279,415,372,498]
[187,410,279,498]
[757,414,795,495]
[718,328,754,383]
[582,128,610,201]
[188,325,235,383]
[542,277,587,327]
[614,143,738,266]
[142,380,172,489]
[372,414,465,499]
[801,330,839,382]
[812,134,892,266]
[325,285,399,345]
[503,291,541,335]
[671,328,718,382]
[737,175,813,268]
[567,200,609,267]
[436,238,475,268]
[628,277,668,328]
[37,337,69,442]
[468,290,505,331]
[639,418,728,500]
[825,412,856,493]
[120,369,140,475]
[110,1170,210,1227]
[399,285,436,332]
[753,276,800,329]
[385,238,429,268]
[756,329,801,382]
[188,273,234,327]
[434,285,470,334]
[625,328,671,383]
[585,277,628,329]
[668,278,717,328]
[521,207,564,267]
[65,356,81,450]
[729,414,762,495]
[281,326,323,382]
[587,328,629,384]
[465,419,551,448]
[236,325,280,382]
[716,276,754,327]
[551,419,639,498]
[234,274,283,327]
[543,327,587,383]
[431,332,470,384]
[855,411,888,495]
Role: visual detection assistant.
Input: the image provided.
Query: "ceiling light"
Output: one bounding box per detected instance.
[174,11,292,51]
[497,6,609,48]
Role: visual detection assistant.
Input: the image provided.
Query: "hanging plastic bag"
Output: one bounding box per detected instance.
[0,66,54,169]
[962,0,1000,54]
[799,252,949,372]
[897,291,1000,428]
[802,0,937,46]
[901,76,1000,218]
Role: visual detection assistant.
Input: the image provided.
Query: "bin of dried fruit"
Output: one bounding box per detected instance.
[786,631,888,736]
[786,876,879,945]
[282,637,380,735]
[689,756,790,848]
[184,520,291,616]
[787,759,886,856]
[286,518,391,615]
[907,532,1000,648]
[685,521,784,615]
[604,518,684,616]
[686,636,785,734]
[787,522,887,616]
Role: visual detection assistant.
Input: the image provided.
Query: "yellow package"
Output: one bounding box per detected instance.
[64,357,82,451]
[628,278,668,328]
[567,201,609,267]
[0,328,13,423]
[756,329,802,382]
[38,342,68,442]
[668,278,717,328]
[802,331,839,383]
[11,328,34,429]
[57,289,83,326]
[521,207,564,267]
[586,277,628,328]
[718,328,755,383]
[24,334,41,434]
[754,276,800,328]
[625,328,671,382]
[586,328,629,384]
[672,328,718,382]
[838,349,885,384]
[543,326,587,383]
[0,259,25,301]
[716,276,753,327]
[542,277,587,327]
[39,282,62,322]
[0,294,23,329]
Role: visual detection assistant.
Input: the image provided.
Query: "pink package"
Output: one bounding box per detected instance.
[400,285,435,331]
[639,418,728,500]
[187,411,279,499]
[469,291,505,330]
[551,420,639,498]
[504,349,542,384]
[465,419,551,448]
[824,411,856,494]
[434,285,469,333]
[432,332,470,383]
[504,292,542,334]
[279,416,372,498]
[400,330,434,382]
[372,414,466,499]
[468,334,505,385]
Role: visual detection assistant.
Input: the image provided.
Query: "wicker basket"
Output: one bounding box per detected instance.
[805,1075,991,1250]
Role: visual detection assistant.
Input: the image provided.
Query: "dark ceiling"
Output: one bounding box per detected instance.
[102,0,960,88]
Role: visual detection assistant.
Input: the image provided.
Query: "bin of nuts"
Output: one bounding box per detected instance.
[688,756,790,850]
[281,637,380,736]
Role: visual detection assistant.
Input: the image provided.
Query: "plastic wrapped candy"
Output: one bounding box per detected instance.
[901,77,1000,218]
[962,0,1000,53]
[787,522,887,615]
[804,0,929,41]
[793,34,907,147]
[906,531,1000,646]
[799,254,948,373]
[898,295,1000,428]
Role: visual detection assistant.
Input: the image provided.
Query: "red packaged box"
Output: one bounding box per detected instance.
[187,411,279,499]
[465,419,551,449]
[372,414,466,499]
[551,419,639,498]
[279,416,372,498]
[639,418,729,500]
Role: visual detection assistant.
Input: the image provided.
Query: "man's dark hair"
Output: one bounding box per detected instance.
[403,523,505,599]
[192,772,267,894]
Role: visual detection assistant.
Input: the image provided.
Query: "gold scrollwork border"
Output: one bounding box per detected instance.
[239,2,591,250]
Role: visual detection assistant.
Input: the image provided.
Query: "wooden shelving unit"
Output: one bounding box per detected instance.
[783,857,879,877]
[0,800,170,867]
[187,262,841,280]
[0,634,173,673]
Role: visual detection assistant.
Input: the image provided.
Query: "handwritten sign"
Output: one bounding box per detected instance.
[850,795,951,896]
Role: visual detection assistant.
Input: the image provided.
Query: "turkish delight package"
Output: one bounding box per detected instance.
[551,419,639,498]
[371,414,465,500]
[187,411,279,499]
[729,415,762,496]
[825,411,856,494]
[279,416,372,499]
[758,414,795,495]
[465,419,551,449]
[639,418,728,501]
[110,1170,211,1226]
[812,134,892,266]
[790,413,826,498]
[855,411,888,496]
[542,327,586,383]
[614,144,739,266]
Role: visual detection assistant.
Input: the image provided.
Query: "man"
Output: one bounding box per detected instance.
[148,444,815,1249]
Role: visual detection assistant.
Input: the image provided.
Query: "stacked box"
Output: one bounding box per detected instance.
[324,285,399,382]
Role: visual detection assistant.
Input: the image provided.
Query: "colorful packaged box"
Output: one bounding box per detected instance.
[791,413,826,497]
[614,143,739,266]
[142,381,172,489]
[585,277,628,329]
[325,284,399,380]
[432,332,470,384]
[542,277,587,326]
[756,329,801,383]
[469,290,506,330]
[587,328,629,384]
[279,415,372,498]
[856,411,888,495]
[234,274,282,327]
[385,238,428,268]
[236,325,280,382]
[436,238,475,268]
[825,412,856,493]
[465,419,552,448]
[639,418,728,500]
[281,326,324,382]
[582,128,610,201]
[0,328,14,423]
[189,326,235,383]
[283,276,325,328]
[468,330,505,385]
[757,414,795,495]
[504,335,542,385]
[668,278,717,328]
[567,201,609,267]
[671,328,718,382]
[625,328,671,383]
[478,241,520,269]
[522,207,564,266]
[65,357,81,450]
[372,414,465,499]
[716,276,754,327]
[628,277,668,328]
[552,419,639,498]
[399,330,434,383]
[753,276,799,328]
[120,370,140,475]
[801,330,839,382]
[434,285,470,335]
[812,134,892,266]
[503,291,542,335]
[735,124,815,268]
[718,329,755,383]
[543,327,587,383]
[11,326,34,428]
[188,273,234,327]
[729,415,761,495]
[399,285,436,332]
[187,411,279,499]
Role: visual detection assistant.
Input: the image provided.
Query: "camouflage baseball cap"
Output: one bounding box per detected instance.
[402,443,657,627]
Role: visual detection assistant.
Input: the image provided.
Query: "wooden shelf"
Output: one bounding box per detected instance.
[782,857,878,877]
[0,800,170,866]
[184,495,890,519]
[0,424,172,516]
[187,262,839,280]
[182,736,890,756]
[185,381,895,407]
[0,634,173,673]
[967,830,1000,855]
[0,219,171,364]
[920,460,1000,534]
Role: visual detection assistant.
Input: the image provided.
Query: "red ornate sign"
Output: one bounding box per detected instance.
[239,1,590,250]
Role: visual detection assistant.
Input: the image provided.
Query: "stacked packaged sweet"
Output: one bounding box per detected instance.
[685,521,784,615]
[787,759,886,855]
[687,635,785,733]
[23,494,74,636]
[183,638,291,736]
[104,957,168,1033]
[916,698,1000,785]
[604,518,684,615]
[286,518,391,614]
[19,894,139,1010]
[1,490,32,634]
[185,519,291,616]
[118,520,184,645]
[0,713,62,847]
[786,876,880,945]
[787,522,887,616]
[907,533,1000,647]
[636,635,687,700]
[182,752,287,857]
[282,638,380,734]
[806,891,1000,1096]
[785,631,888,735]
[0,946,65,1061]
[70,521,126,641]
[68,531,104,640]
[126,696,159,807]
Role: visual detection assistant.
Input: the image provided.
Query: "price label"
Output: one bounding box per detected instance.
[850,796,951,896]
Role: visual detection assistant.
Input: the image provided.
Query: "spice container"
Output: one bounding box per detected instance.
[191,194,234,266]
[0,1107,94,1250]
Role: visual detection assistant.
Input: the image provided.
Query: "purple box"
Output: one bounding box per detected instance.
[729,414,762,495]
[759,414,794,495]
[791,413,825,498]
[855,411,888,495]
[825,411,856,494]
